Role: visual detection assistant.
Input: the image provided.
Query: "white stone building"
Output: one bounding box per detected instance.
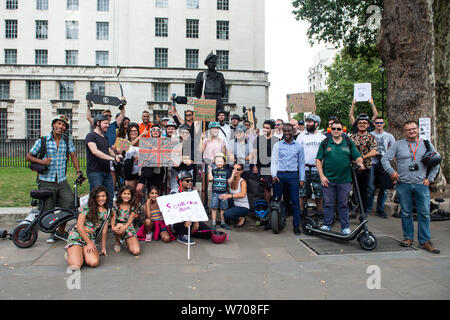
[0,0,269,139]
[307,48,337,93]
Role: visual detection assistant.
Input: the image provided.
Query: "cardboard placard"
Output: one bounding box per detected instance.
[286,93,316,113]
[138,137,182,167]
[156,190,208,226]
[194,99,217,122]
[354,83,372,102]
[113,138,131,153]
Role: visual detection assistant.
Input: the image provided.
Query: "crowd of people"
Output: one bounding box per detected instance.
[25,97,442,269]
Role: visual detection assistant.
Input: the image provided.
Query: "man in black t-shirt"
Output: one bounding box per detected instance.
[85,115,123,207]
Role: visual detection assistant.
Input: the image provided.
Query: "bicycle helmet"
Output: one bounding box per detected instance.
[356,113,371,124]
[214,152,227,162]
[305,114,321,127]
[177,170,193,181]
[178,124,191,132]
[211,230,228,244]
[52,114,70,129]
[166,119,178,128]
[93,114,109,126]
[253,199,269,220]
[208,121,221,129]
[422,146,442,168]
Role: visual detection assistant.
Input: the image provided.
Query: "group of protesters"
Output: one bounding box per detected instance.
[25,96,442,269]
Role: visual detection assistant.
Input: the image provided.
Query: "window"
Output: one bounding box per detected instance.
[65,50,78,65]
[154,83,168,102]
[36,20,48,39]
[0,109,7,139]
[91,81,105,95]
[0,81,10,99]
[185,83,194,97]
[35,49,48,65]
[6,0,18,9]
[4,49,17,64]
[155,0,168,8]
[60,81,74,100]
[57,109,73,136]
[96,22,109,40]
[155,48,168,68]
[155,18,168,37]
[5,20,18,39]
[37,0,48,10]
[66,21,79,39]
[186,19,199,38]
[217,0,229,10]
[186,0,199,9]
[222,85,230,103]
[216,50,229,70]
[67,0,78,10]
[216,21,229,40]
[27,81,41,100]
[97,0,109,11]
[185,49,198,69]
[26,109,41,139]
[96,51,109,66]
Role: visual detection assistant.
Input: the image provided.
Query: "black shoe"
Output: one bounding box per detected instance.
[375,211,388,219]
[294,227,301,236]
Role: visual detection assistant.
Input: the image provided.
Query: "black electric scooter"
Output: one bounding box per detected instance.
[301,165,378,251]
[8,174,85,248]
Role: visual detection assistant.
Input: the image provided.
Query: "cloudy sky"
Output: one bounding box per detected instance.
[265,0,328,121]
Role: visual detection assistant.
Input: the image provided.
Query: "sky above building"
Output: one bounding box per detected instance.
[265,0,329,121]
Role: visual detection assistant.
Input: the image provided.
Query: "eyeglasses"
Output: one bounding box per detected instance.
[130,129,138,133]
[404,127,418,132]
[275,124,282,126]
[331,127,342,131]
[375,122,384,124]
[150,128,161,132]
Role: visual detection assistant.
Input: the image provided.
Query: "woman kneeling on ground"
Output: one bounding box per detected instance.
[222,164,250,228]
[65,186,110,269]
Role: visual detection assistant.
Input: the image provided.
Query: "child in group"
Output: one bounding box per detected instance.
[111,185,140,256]
[208,153,231,230]
[140,186,175,243]
[66,186,110,269]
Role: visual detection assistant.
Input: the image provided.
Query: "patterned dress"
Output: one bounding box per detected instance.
[112,205,137,239]
[65,205,109,249]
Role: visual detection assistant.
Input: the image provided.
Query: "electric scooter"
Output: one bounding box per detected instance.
[301,165,378,251]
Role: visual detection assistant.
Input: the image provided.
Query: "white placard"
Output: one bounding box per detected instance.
[354,83,372,102]
[156,190,208,226]
[419,118,431,140]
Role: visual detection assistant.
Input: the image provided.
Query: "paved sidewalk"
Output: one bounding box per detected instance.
[1,209,449,300]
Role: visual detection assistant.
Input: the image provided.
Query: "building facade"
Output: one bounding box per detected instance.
[307,48,337,93]
[0,0,269,139]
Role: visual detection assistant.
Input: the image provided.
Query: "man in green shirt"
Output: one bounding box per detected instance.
[316,120,364,234]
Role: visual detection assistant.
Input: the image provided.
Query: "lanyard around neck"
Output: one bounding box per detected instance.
[408,139,419,161]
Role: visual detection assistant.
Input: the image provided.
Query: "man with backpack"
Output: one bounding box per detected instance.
[381,120,441,254]
[26,115,83,243]
[316,120,364,235]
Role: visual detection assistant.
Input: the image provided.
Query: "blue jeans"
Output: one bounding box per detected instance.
[87,171,114,208]
[366,164,388,214]
[273,172,301,227]
[322,182,352,229]
[396,182,431,244]
[224,206,251,222]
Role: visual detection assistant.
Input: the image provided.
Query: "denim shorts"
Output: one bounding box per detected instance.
[210,192,228,210]
[299,169,323,198]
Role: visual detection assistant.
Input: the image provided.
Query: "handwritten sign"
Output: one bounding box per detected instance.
[354,83,372,102]
[113,138,131,153]
[194,99,216,122]
[157,190,208,225]
[286,93,316,113]
[419,118,431,140]
[138,137,182,167]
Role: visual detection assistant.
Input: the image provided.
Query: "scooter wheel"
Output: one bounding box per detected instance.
[358,232,377,251]
[12,223,38,249]
[302,217,317,235]
[271,207,281,234]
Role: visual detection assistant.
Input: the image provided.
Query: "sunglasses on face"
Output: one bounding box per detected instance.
[375,122,384,124]
[331,127,342,131]
[185,113,193,117]
[183,179,193,183]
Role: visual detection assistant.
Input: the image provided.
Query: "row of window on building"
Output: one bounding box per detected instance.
[5,0,230,11]
[2,48,229,69]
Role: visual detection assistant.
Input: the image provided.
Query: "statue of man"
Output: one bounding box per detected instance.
[194,52,226,113]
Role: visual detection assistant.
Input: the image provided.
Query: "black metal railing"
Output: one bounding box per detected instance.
[0,139,86,168]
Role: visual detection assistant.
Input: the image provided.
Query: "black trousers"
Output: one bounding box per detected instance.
[355,169,371,214]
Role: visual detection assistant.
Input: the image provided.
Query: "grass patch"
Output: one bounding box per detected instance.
[0,168,90,207]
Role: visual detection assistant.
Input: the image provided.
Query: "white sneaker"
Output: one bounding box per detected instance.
[320,225,331,231]
[341,228,351,235]
[46,234,56,243]
[145,232,153,242]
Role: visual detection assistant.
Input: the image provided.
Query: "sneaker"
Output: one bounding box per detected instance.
[177,234,196,245]
[320,225,331,231]
[211,223,217,231]
[341,228,351,235]
[375,211,388,219]
[145,232,153,242]
[220,222,230,230]
[54,231,69,241]
[46,233,56,244]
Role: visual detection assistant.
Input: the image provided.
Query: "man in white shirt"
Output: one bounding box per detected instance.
[297,115,326,217]
[217,110,231,142]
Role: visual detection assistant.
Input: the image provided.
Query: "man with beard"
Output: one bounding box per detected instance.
[297,115,326,219]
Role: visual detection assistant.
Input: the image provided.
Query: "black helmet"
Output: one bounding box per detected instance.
[177,170,193,181]
[422,148,442,168]
[93,114,109,126]
[356,113,371,123]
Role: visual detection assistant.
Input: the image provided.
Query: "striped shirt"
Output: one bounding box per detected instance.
[29,133,75,183]
[150,209,163,221]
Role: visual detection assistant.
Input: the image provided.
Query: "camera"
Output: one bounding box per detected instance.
[409,163,419,171]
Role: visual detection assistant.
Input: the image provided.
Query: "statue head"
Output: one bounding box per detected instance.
[204,52,218,70]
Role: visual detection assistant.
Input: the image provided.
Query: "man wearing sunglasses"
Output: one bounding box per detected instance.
[366,117,395,218]
[273,119,284,139]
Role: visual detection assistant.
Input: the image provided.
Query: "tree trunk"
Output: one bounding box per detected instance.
[377,0,446,191]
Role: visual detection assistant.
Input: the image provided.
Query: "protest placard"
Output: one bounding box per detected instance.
[354,83,372,102]
[286,93,316,113]
[156,190,208,226]
[113,138,131,153]
[193,99,216,122]
[419,118,431,140]
[138,137,181,167]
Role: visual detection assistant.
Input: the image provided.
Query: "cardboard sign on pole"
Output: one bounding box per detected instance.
[286,93,316,113]
[354,83,372,102]
[138,137,182,167]
[193,99,216,122]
